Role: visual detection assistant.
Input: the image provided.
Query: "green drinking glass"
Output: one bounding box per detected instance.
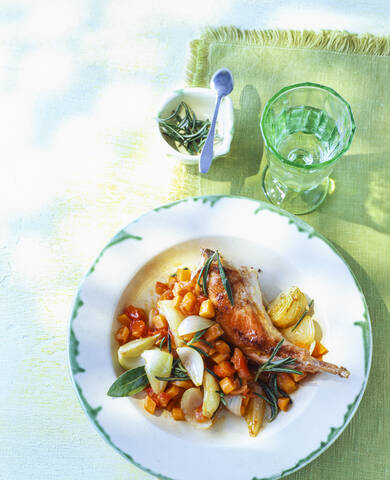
[260,82,355,214]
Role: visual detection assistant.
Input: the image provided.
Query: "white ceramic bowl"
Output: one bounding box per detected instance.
[69,195,371,480]
[156,87,234,165]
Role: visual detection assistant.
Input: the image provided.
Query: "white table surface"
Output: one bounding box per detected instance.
[1,1,389,479]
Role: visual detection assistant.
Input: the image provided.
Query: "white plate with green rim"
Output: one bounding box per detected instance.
[68,195,371,480]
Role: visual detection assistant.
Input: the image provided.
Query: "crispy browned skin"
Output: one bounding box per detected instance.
[202,249,350,378]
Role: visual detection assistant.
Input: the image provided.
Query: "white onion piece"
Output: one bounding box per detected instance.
[157,300,185,347]
[118,334,160,359]
[282,314,315,349]
[141,349,173,394]
[177,347,204,386]
[202,370,220,418]
[181,388,212,429]
[118,353,145,371]
[177,315,215,336]
[225,395,244,416]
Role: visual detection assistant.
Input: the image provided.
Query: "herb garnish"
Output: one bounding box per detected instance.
[186,329,208,346]
[197,250,234,305]
[206,367,220,380]
[254,339,303,381]
[157,102,212,155]
[216,390,227,406]
[167,330,172,353]
[107,366,149,397]
[156,360,190,382]
[158,336,166,350]
[292,299,314,331]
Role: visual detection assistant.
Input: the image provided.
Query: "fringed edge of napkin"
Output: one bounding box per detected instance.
[186,27,390,86]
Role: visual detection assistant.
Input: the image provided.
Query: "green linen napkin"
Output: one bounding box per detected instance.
[181,27,389,479]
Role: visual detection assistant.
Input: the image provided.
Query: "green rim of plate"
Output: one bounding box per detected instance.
[68,194,372,480]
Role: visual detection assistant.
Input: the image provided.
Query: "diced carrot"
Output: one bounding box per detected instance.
[131,319,146,338]
[181,292,197,313]
[214,340,231,355]
[155,281,169,295]
[291,372,307,383]
[124,305,147,322]
[172,380,194,389]
[231,348,251,379]
[204,324,224,342]
[277,373,297,394]
[194,406,209,422]
[144,395,157,414]
[192,341,216,356]
[211,351,230,364]
[173,281,190,297]
[166,397,179,412]
[159,289,174,300]
[176,268,191,282]
[152,314,168,329]
[219,377,236,395]
[312,342,328,358]
[171,407,185,421]
[278,397,290,412]
[214,360,236,378]
[165,385,181,401]
[117,314,131,326]
[171,294,183,309]
[168,275,177,289]
[198,299,215,319]
[115,326,129,344]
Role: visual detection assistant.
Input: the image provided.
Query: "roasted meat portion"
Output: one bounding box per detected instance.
[202,249,350,378]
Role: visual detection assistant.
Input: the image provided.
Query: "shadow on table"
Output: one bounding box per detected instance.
[184,84,264,195]
[317,152,390,237]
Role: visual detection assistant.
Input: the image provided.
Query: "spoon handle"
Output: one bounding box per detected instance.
[199,95,222,174]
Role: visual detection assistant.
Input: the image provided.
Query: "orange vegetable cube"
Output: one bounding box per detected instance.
[173,281,190,297]
[291,372,307,383]
[181,292,196,313]
[117,314,131,326]
[312,342,328,358]
[155,281,169,295]
[211,352,230,364]
[204,324,224,342]
[144,395,157,415]
[115,326,129,344]
[214,340,231,355]
[172,380,194,389]
[214,360,235,378]
[168,275,177,289]
[131,319,146,338]
[176,268,191,282]
[192,341,216,356]
[165,385,181,401]
[199,299,215,319]
[124,305,146,322]
[278,397,290,412]
[219,377,236,395]
[171,294,183,309]
[152,314,168,329]
[231,348,251,379]
[159,289,174,300]
[171,407,185,421]
[277,373,297,394]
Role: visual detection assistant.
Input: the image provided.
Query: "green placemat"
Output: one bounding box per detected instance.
[181,27,390,479]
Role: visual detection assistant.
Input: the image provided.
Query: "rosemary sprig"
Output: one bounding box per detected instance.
[186,344,209,357]
[206,367,220,380]
[216,390,227,406]
[197,250,234,305]
[216,251,234,306]
[257,379,279,422]
[167,330,172,353]
[157,102,212,155]
[292,299,314,331]
[158,336,165,350]
[186,329,208,346]
[156,376,190,382]
[254,339,303,381]
[197,252,216,296]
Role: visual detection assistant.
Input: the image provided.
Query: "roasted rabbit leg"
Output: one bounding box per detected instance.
[202,249,350,378]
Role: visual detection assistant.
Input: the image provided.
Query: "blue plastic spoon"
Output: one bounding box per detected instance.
[199,68,234,174]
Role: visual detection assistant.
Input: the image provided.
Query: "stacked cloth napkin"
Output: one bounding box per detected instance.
[180,27,389,479]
